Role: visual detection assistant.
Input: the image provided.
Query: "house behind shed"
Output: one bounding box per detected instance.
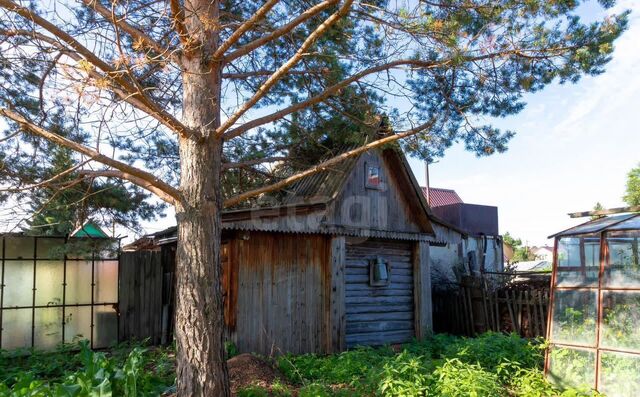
[123,147,440,355]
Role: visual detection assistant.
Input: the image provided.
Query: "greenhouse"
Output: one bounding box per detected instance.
[546,213,640,396]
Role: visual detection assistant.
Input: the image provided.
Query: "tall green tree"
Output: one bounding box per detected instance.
[624,164,640,206]
[0,0,628,395]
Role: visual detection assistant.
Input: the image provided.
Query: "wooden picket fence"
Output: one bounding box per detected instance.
[432,274,551,338]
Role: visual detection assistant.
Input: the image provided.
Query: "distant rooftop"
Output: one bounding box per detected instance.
[421,186,499,236]
[422,187,463,207]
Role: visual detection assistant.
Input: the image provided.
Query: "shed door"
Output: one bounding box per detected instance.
[345,239,414,347]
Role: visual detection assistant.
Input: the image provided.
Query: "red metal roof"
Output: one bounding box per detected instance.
[421,187,463,207]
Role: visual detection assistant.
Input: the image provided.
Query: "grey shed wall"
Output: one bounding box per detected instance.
[344,238,416,347]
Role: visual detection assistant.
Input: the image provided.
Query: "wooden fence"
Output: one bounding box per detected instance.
[118,251,174,345]
[432,274,551,338]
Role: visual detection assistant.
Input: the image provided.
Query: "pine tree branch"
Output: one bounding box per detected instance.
[223,119,435,207]
[0,108,182,206]
[81,0,178,63]
[0,0,191,138]
[2,28,183,137]
[170,0,189,46]
[0,160,89,192]
[216,0,353,137]
[221,69,328,79]
[213,0,280,60]
[222,156,287,170]
[223,45,572,139]
[224,58,445,139]
[223,0,337,63]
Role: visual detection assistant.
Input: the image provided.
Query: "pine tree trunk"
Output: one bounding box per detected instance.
[174,0,229,393]
[174,137,228,396]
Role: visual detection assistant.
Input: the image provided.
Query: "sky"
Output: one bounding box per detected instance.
[407,0,640,246]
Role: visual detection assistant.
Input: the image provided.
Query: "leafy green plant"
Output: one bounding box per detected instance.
[553,307,596,345]
[602,300,640,350]
[237,385,270,397]
[547,347,595,392]
[600,351,640,396]
[377,352,431,396]
[432,358,503,397]
[225,341,239,359]
[0,341,175,396]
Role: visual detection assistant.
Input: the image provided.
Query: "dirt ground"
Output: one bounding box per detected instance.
[228,353,289,395]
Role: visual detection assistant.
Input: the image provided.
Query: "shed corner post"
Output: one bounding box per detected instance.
[327,235,346,353]
[414,240,432,339]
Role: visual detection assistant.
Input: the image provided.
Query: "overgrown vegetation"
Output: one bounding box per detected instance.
[0,341,175,396]
[0,333,604,396]
[271,333,598,396]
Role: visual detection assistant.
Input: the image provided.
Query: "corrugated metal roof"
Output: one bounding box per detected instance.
[248,147,359,208]
[549,213,640,238]
[423,187,463,207]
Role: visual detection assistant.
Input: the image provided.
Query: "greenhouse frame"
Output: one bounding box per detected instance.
[0,234,120,351]
[546,213,640,396]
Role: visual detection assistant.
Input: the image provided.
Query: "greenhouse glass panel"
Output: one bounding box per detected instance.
[1,309,31,350]
[604,231,640,288]
[556,237,599,287]
[547,346,596,390]
[551,290,597,346]
[34,307,62,350]
[4,236,34,259]
[600,351,640,397]
[65,260,93,305]
[3,260,34,307]
[601,291,640,351]
[64,306,92,344]
[93,306,118,348]
[94,260,118,303]
[35,261,64,306]
[36,238,65,259]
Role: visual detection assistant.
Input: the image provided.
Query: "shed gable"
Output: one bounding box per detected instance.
[325,150,431,235]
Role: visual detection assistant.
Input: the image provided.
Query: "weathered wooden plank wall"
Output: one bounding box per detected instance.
[413,241,432,339]
[230,232,330,355]
[345,239,415,347]
[118,251,164,344]
[326,151,430,235]
[327,236,346,353]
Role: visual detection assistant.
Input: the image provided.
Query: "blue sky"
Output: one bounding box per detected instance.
[407,0,640,246]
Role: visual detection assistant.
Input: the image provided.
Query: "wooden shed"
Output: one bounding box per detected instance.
[123,147,439,355]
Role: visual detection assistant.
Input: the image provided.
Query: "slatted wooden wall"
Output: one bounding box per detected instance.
[118,251,164,344]
[344,239,415,347]
[229,232,330,355]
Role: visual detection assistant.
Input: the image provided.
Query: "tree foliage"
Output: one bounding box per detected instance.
[624,164,640,207]
[503,232,537,264]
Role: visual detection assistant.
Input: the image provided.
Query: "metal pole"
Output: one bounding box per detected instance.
[61,235,68,345]
[116,238,121,343]
[0,236,5,349]
[31,236,37,348]
[544,237,560,376]
[90,249,95,349]
[595,231,608,391]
